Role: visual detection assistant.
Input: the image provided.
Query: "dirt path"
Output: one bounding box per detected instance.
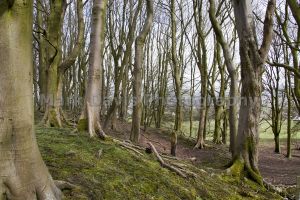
[107,121,300,186]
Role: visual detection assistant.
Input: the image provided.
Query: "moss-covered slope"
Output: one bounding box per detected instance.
[36,126,282,200]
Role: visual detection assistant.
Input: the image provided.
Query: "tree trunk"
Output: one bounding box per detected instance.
[208,0,238,154]
[130,0,154,143]
[228,0,275,185]
[274,135,280,153]
[41,0,66,127]
[78,0,107,138]
[37,1,47,112]
[42,0,84,127]
[286,71,292,158]
[0,1,61,198]
[170,0,182,133]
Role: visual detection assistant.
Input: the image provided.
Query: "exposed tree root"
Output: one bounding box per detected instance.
[263,180,288,197]
[226,159,263,186]
[54,180,79,191]
[194,142,206,149]
[42,107,63,127]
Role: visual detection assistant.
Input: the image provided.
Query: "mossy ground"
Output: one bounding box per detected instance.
[36,126,282,200]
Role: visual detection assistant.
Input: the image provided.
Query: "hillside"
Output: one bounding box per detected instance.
[36,126,284,200]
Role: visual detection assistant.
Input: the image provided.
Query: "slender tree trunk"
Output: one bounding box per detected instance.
[286,71,292,158]
[0,1,61,198]
[130,0,154,143]
[78,0,107,138]
[208,0,238,154]
[193,0,208,148]
[37,1,47,112]
[274,134,280,153]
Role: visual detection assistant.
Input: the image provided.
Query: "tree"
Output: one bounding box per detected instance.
[130,0,154,143]
[41,0,84,127]
[0,0,61,198]
[208,0,238,154]
[228,0,275,185]
[104,0,143,130]
[193,0,209,149]
[78,0,108,138]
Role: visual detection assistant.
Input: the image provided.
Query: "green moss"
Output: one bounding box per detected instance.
[228,159,244,177]
[35,125,283,200]
[48,109,60,127]
[77,118,88,131]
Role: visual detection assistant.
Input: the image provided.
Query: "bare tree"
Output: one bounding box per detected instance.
[228,0,275,185]
[0,1,61,198]
[78,0,108,138]
[130,0,154,143]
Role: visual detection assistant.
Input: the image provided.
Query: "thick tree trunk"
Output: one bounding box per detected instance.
[78,0,107,138]
[0,1,61,198]
[228,0,275,185]
[130,0,153,143]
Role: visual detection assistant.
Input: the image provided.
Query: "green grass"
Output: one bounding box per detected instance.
[36,125,282,200]
[161,120,300,142]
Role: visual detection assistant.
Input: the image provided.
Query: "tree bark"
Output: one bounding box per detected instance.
[228,0,275,185]
[130,0,154,143]
[78,0,107,138]
[42,0,84,127]
[170,0,183,133]
[0,1,61,198]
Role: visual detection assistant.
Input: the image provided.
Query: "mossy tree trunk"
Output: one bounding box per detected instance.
[0,0,61,198]
[228,0,275,185]
[78,0,107,138]
[41,0,66,127]
[42,0,84,127]
[130,0,154,143]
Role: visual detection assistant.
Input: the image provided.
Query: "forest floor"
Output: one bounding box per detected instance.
[35,116,299,199]
[108,121,300,186]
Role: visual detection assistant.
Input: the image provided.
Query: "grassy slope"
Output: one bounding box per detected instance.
[36,126,282,200]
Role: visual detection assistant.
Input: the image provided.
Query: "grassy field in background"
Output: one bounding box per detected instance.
[161,120,300,142]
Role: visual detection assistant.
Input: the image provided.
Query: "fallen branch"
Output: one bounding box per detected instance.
[147,142,187,178]
[120,143,144,156]
[161,154,180,161]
